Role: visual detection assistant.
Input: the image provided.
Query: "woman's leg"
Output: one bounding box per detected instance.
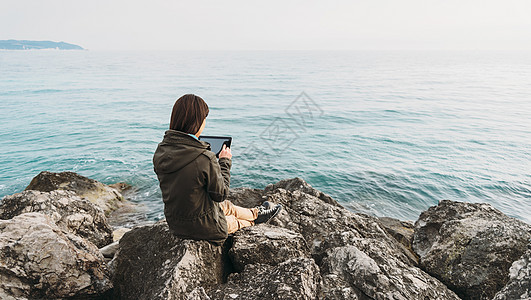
[219,200,259,234]
[219,200,258,221]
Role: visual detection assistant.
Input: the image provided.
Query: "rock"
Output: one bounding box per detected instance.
[25,171,124,215]
[100,241,120,259]
[0,213,112,299]
[111,220,225,300]
[187,287,211,300]
[207,258,321,300]
[112,227,132,242]
[229,225,310,272]
[378,216,419,265]
[320,273,363,300]
[0,189,113,247]
[413,200,531,300]
[262,187,416,266]
[492,244,531,300]
[378,217,415,249]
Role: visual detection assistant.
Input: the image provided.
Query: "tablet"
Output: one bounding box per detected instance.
[199,135,232,158]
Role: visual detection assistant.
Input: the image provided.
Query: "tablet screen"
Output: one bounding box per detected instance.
[199,136,232,158]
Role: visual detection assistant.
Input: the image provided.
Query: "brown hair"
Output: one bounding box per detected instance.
[169,94,209,134]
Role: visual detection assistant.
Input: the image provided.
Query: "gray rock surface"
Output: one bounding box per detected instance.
[187,287,212,300]
[111,220,226,300]
[493,244,531,300]
[0,189,113,247]
[229,225,310,271]
[316,231,460,299]
[25,171,124,215]
[0,212,112,299]
[413,200,531,300]
[208,258,321,300]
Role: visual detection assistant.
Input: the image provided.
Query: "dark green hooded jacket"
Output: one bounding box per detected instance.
[153,130,231,245]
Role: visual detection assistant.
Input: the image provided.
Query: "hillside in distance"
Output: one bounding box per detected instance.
[0,40,84,50]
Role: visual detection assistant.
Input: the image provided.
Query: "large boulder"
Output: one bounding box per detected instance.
[111,220,226,300]
[492,244,531,300]
[25,171,124,215]
[0,213,112,300]
[0,189,113,247]
[413,200,531,300]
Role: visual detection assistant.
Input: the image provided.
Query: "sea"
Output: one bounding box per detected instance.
[1,50,530,224]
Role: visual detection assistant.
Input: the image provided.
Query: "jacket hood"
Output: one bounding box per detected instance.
[153,130,212,174]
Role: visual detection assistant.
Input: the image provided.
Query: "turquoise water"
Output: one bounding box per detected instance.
[1,50,530,223]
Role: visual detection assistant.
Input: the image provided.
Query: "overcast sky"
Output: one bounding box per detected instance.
[1,0,530,51]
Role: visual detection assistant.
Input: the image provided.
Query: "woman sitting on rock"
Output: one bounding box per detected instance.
[153,94,282,245]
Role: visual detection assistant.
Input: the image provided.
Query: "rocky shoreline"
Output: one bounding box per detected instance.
[1,172,530,300]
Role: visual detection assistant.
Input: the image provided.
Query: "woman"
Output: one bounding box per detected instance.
[153,94,281,245]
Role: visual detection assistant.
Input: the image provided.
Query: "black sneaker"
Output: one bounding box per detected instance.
[255,204,282,224]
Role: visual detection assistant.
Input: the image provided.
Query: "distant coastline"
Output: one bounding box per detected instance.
[0,40,84,50]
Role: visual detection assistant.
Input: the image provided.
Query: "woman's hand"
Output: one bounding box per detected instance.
[219,144,232,159]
